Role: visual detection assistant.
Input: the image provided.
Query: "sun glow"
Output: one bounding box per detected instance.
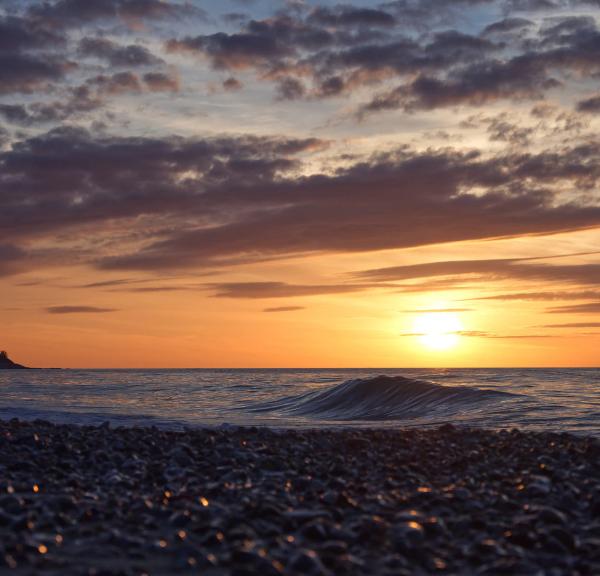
[413,312,463,350]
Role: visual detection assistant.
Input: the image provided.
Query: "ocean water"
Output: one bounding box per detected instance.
[0,368,598,435]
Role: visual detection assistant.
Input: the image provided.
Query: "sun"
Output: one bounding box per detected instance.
[413,312,463,350]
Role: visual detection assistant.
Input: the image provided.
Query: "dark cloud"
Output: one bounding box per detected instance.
[360,56,558,115]
[0,85,101,125]
[0,127,324,246]
[222,76,243,91]
[0,243,26,277]
[0,53,74,95]
[307,6,396,28]
[143,71,180,92]
[222,13,249,24]
[100,143,600,271]
[263,306,305,312]
[276,77,306,100]
[166,10,500,103]
[78,37,163,68]
[46,305,118,314]
[2,127,600,273]
[482,17,533,35]
[161,2,600,115]
[0,15,65,53]
[577,95,600,113]
[485,115,534,146]
[29,0,200,27]
[89,71,143,95]
[4,0,598,125]
[166,16,319,70]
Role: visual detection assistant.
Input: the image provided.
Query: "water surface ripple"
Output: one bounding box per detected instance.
[0,368,598,435]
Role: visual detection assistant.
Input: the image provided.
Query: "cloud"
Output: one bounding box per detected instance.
[89,71,143,95]
[222,76,243,91]
[359,57,558,115]
[307,6,396,28]
[101,145,600,271]
[143,71,180,92]
[0,127,325,247]
[123,286,189,292]
[0,15,64,52]
[356,255,600,286]
[0,16,71,95]
[167,15,502,104]
[0,85,101,125]
[263,306,305,312]
[78,37,163,68]
[208,282,371,298]
[577,95,600,113]
[541,322,600,328]
[46,305,118,314]
[2,127,600,273]
[401,308,473,313]
[162,2,600,114]
[464,290,600,301]
[400,330,553,338]
[482,17,533,35]
[28,0,200,28]
[0,243,26,277]
[547,302,600,313]
[463,331,552,338]
[0,53,74,95]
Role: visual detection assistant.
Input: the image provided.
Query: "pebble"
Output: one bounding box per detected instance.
[0,419,597,575]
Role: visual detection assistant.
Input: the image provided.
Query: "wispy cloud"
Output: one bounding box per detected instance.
[263,306,305,313]
[463,291,600,301]
[399,330,554,339]
[209,282,372,299]
[401,308,473,313]
[46,306,118,314]
[541,322,600,328]
[547,302,600,314]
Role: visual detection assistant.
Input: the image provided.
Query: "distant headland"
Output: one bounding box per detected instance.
[0,351,28,369]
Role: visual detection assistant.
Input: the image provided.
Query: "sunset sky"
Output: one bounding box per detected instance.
[1,0,600,368]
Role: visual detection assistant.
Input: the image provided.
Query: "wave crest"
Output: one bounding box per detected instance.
[249,375,515,421]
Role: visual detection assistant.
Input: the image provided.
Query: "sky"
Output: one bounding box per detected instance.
[1,0,600,368]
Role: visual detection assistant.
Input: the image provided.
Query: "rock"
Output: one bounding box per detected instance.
[286,549,328,575]
[0,351,28,369]
[390,521,425,552]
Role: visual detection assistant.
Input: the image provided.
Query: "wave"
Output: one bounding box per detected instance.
[248,375,517,421]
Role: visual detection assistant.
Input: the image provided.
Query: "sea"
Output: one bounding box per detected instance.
[0,368,598,435]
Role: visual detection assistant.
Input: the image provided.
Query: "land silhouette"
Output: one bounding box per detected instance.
[0,351,28,369]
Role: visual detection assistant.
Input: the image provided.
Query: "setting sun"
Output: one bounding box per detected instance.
[413,312,463,350]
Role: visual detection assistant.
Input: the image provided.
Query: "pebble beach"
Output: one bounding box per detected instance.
[1,419,599,575]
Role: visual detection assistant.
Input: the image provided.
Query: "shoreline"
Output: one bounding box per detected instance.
[0,419,598,575]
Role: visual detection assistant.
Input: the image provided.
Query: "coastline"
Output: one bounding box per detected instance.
[0,419,598,575]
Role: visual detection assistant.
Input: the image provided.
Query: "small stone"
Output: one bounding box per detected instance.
[286,549,327,575]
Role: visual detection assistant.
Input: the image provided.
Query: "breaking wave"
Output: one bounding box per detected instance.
[249,375,516,421]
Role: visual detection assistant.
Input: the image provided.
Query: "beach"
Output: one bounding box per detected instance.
[1,419,599,575]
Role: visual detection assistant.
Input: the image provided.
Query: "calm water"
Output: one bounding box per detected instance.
[0,368,598,435]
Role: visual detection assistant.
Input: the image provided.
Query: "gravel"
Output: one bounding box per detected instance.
[0,419,599,575]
